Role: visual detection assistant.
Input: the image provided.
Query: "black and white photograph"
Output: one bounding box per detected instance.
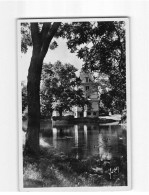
[18,18,130,191]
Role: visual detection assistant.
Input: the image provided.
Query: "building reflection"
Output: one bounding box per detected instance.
[98,126,113,160]
[52,127,57,148]
[74,125,79,159]
[45,124,126,161]
[74,125,78,147]
[84,125,88,148]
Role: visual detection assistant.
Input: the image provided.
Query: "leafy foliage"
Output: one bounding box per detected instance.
[58,21,126,113]
[21,23,32,53]
[21,22,60,53]
[41,61,89,117]
[22,82,27,113]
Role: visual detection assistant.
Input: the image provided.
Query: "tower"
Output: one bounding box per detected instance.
[74,70,99,118]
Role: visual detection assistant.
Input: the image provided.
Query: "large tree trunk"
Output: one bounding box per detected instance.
[24,22,61,157]
[24,54,43,156]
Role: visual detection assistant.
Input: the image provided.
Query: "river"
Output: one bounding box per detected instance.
[39,122,127,161]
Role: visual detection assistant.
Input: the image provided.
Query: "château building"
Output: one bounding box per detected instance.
[73,70,99,118]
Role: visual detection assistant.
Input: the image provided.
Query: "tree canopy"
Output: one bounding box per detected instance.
[56,21,126,113]
[41,61,89,117]
[21,21,126,115]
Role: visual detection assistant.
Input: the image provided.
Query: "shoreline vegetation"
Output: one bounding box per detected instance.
[23,115,122,125]
[52,116,118,126]
[22,114,127,133]
[22,116,120,132]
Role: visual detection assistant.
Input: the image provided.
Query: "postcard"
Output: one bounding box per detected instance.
[18,17,131,191]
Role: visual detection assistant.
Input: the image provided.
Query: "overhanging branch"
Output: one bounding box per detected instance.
[40,22,61,59]
[30,23,41,48]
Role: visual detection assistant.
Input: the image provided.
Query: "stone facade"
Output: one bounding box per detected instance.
[74,70,99,118]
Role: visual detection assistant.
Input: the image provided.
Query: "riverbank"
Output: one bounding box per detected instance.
[52,116,118,126]
[22,116,118,131]
[23,146,127,188]
[99,114,121,121]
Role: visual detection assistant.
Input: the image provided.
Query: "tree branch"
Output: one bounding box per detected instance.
[41,23,51,43]
[30,23,41,49]
[40,22,61,59]
[113,24,124,76]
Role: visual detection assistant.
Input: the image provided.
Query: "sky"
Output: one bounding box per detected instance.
[21,37,83,83]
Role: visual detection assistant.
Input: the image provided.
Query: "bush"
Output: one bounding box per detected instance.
[120,109,127,124]
[99,107,109,116]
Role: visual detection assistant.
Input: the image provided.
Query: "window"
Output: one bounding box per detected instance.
[86,86,89,90]
[86,77,89,82]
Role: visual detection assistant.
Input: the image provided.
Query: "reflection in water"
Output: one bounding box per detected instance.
[52,127,57,148]
[98,133,104,159]
[84,125,87,148]
[21,121,127,185]
[74,125,79,159]
[39,123,126,163]
[74,125,78,148]
[109,125,111,132]
[98,127,112,161]
[23,119,127,183]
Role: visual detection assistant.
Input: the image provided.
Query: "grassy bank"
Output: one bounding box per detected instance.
[23,146,127,188]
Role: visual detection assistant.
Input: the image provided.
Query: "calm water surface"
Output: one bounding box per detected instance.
[40,122,127,161]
